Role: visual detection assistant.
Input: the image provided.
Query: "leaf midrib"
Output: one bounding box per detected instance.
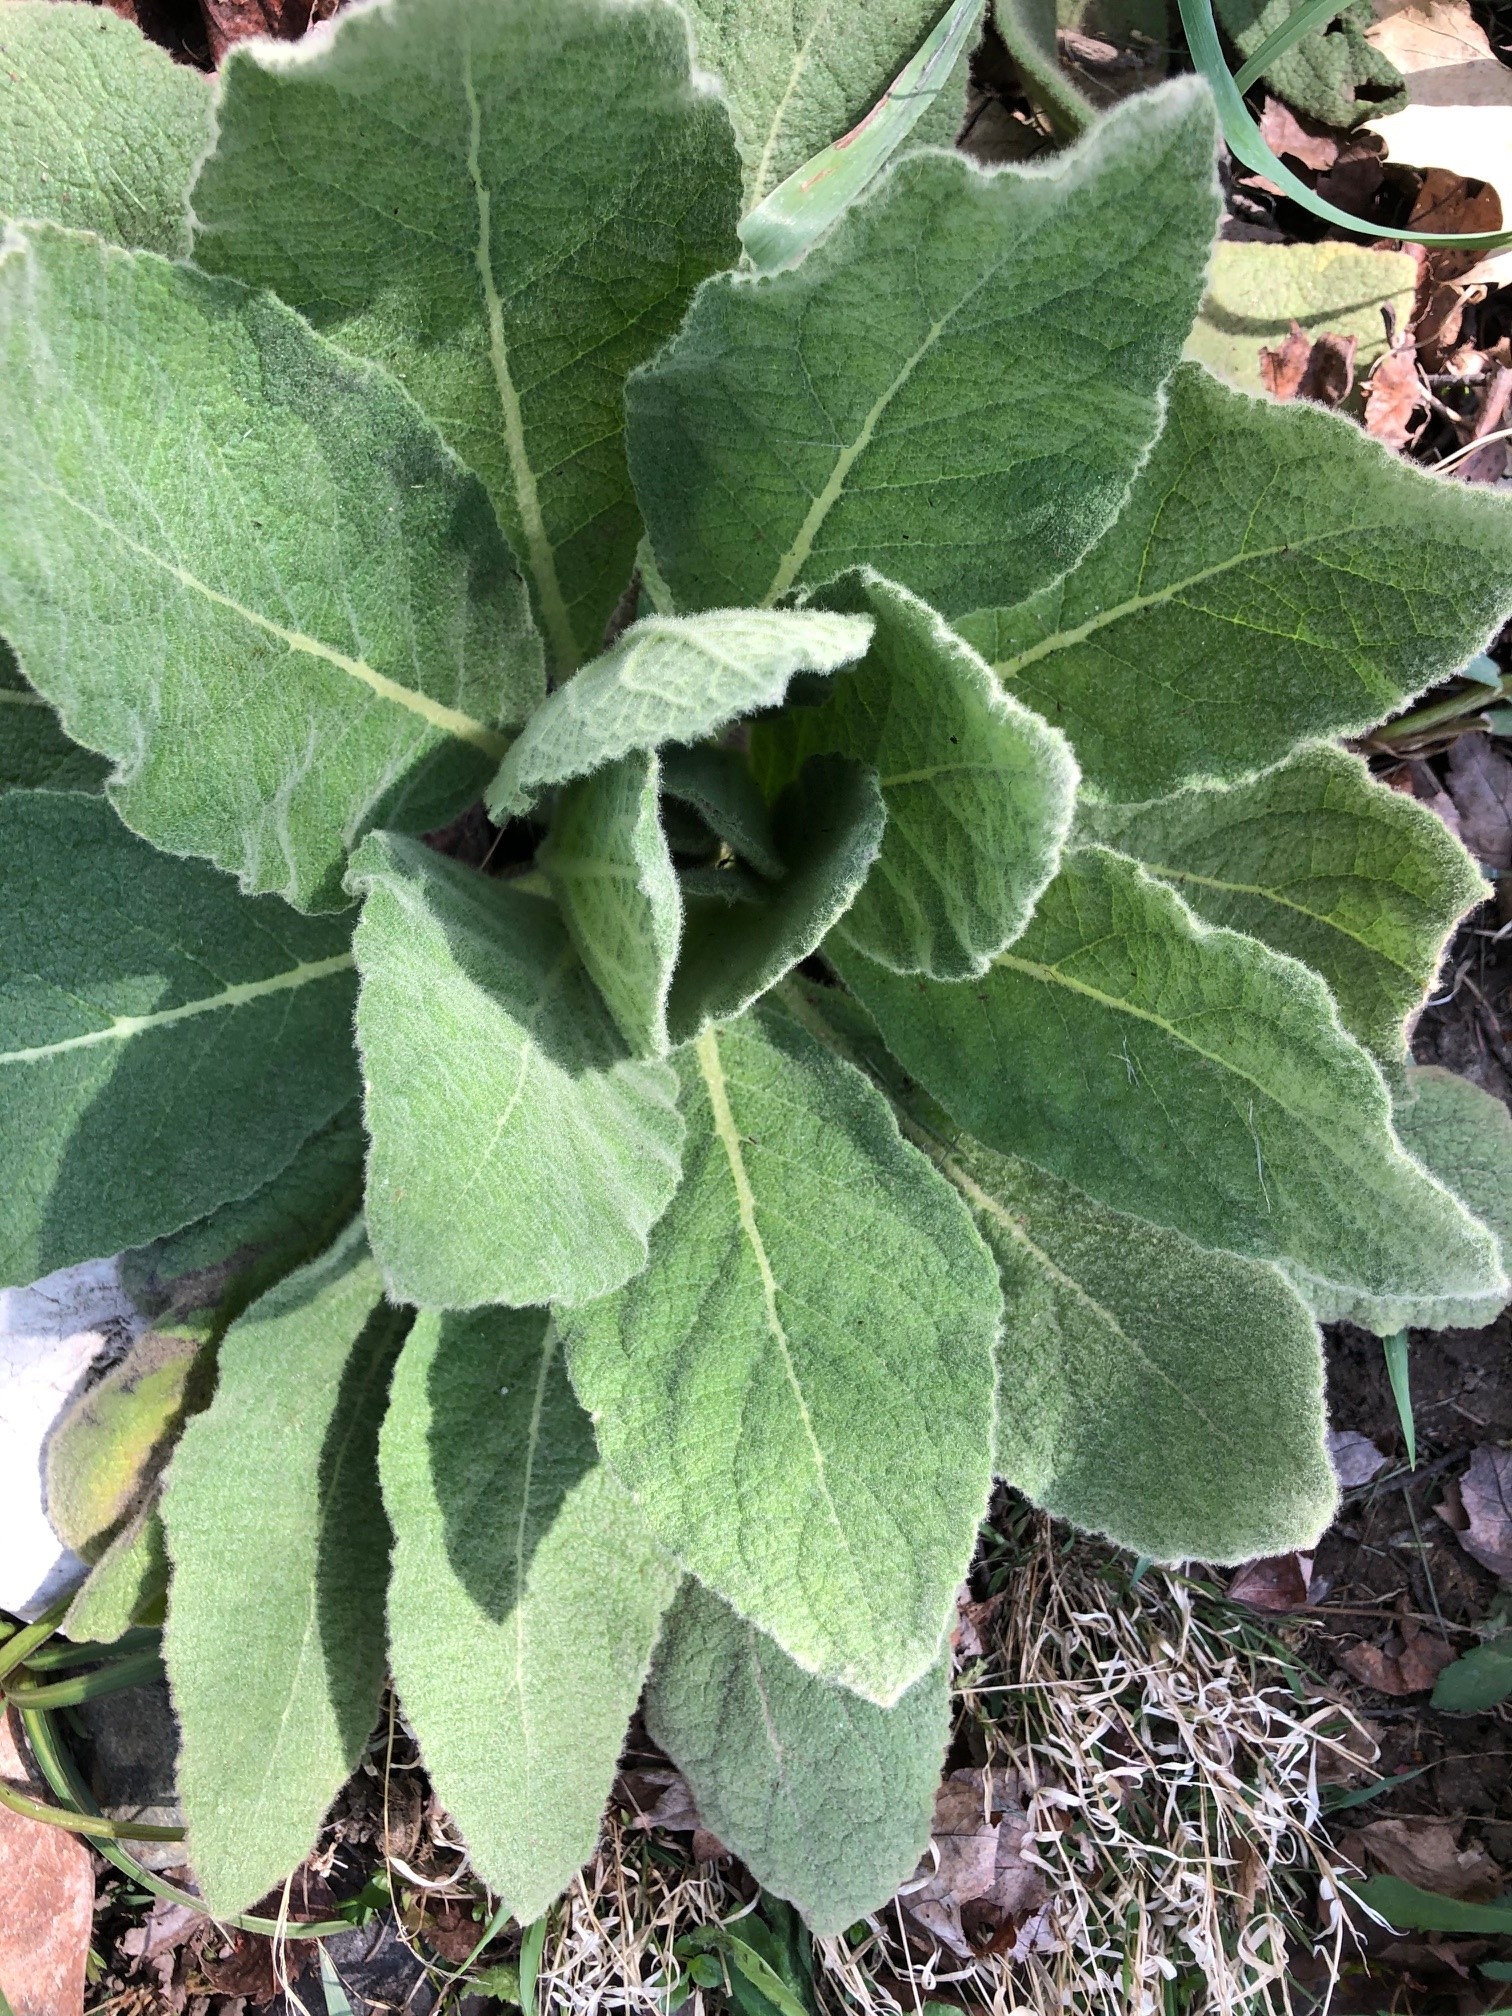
[462,47,577,675]
[36,478,510,757]
[1136,859,1424,984]
[0,951,355,1067]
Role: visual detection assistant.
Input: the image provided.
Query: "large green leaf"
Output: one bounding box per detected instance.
[63,1502,169,1644]
[348,832,684,1309]
[118,1102,369,1348]
[625,81,1219,621]
[162,1222,405,1917]
[666,756,885,1044]
[381,1308,679,1920]
[0,226,542,912]
[1081,746,1487,1078]
[831,846,1507,1335]
[753,571,1077,978]
[958,364,1512,804]
[788,976,1336,1558]
[545,753,684,1057]
[561,999,1000,1706]
[486,610,872,819]
[645,1581,950,1933]
[682,0,966,211]
[46,1332,199,1559]
[1395,1066,1512,1269]
[0,2,211,253]
[192,0,741,676]
[0,641,106,794]
[918,1118,1334,1558]
[0,791,359,1289]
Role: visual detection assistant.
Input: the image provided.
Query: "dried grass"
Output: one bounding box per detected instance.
[527,1511,1368,2016]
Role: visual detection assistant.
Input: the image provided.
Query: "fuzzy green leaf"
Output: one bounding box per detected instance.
[958,364,1512,804]
[192,0,740,677]
[831,846,1507,1335]
[753,571,1077,978]
[913,1117,1334,1559]
[667,756,886,1044]
[0,2,211,254]
[662,745,784,879]
[1213,0,1404,128]
[645,1581,950,1933]
[561,999,1000,1705]
[1395,1066,1512,1271]
[486,610,873,820]
[545,753,683,1057]
[1081,745,1486,1077]
[63,1503,169,1644]
[119,1103,369,1347]
[684,0,964,209]
[0,791,359,1288]
[162,1222,405,1917]
[0,641,107,794]
[382,1308,680,1920]
[348,832,684,1309]
[46,1333,199,1557]
[0,225,542,911]
[625,81,1219,621]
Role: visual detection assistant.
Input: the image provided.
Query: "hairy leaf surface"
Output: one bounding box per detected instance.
[162,1223,404,1917]
[0,791,358,1288]
[0,226,542,910]
[1395,1066,1512,1269]
[625,81,1219,620]
[831,847,1507,1334]
[487,610,872,819]
[0,2,211,253]
[646,1581,950,1933]
[562,999,1000,1705]
[682,0,965,208]
[349,833,684,1310]
[382,1308,679,1921]
[1082,746,1486,1076]
[0,642,106,794]
[753,572,1077,977]
[667,757,885,1043]
[663,744,785,878]
[545,753,684,1057]
[959,365,1512,802]
[63,1502,169,1643]
[193,0,740,675]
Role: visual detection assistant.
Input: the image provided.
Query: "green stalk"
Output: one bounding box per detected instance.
[5,1648,166,1708]
[1177,0,1512,249]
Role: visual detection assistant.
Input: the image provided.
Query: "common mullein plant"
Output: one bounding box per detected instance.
[3,0,1512,1932]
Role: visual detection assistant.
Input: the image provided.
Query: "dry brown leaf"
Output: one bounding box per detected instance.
[1367,0,1512,286]
[619,1766,702,1832]
[1350,1816,1503,1895]
[1259,96,1341,171]
[1338,1616,1458,1693]
[1364,343,1428,448]
[1228,1552,1313,1610]
[1458,1444,1512,1579]
[1445,734,1512,870]
[1258,322,1357,404]
[1329,1430,1390,1488]
[905,1767,1048,1959]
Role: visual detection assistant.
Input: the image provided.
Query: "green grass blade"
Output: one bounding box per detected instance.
[1382,1329,1416,1467]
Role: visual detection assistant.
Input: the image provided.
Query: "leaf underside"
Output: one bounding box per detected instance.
[562,997,1000,1706]
[381,1307,679,1921]
[1395,1066,1512,1272]
[646,1579,951,1934]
